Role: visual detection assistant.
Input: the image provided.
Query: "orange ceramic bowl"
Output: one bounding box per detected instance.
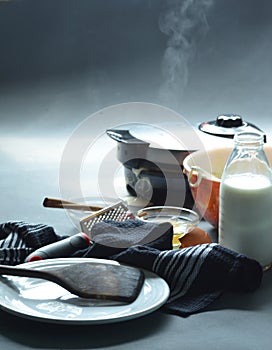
[183,145,272,228]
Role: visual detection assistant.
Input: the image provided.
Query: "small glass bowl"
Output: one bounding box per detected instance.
[136,206,200,249]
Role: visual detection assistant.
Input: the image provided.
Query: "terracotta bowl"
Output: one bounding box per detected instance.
[183,145,272,228]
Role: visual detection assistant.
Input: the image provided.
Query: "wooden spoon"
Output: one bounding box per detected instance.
[43,197,103,211]
[0,262,144,303]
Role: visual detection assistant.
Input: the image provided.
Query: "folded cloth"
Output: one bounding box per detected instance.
[0,220,263,317]
[78,239,263,316]
[89,219,173,248]
[0,221,61,265]
[73,220,263,316]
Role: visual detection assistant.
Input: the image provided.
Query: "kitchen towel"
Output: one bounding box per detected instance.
[0,221,62,265]
[76,220,263,316]
[0,220,263,316]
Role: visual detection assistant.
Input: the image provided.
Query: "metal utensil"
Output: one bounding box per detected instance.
[80,201,134,235]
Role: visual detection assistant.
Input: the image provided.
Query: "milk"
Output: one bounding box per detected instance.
[219,174,272,268]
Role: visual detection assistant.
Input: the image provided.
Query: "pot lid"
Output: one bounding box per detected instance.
[199,114,266,140]
[107,123,201,152]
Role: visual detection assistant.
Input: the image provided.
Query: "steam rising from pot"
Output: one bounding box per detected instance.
[159,0,214,109]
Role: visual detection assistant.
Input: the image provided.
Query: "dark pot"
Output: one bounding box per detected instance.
[106,126,196,208]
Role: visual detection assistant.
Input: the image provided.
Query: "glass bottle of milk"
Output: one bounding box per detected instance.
[219,131,272,270]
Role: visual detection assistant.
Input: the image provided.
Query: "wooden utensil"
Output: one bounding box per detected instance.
[0,262,145,303]
[43,197,103,211]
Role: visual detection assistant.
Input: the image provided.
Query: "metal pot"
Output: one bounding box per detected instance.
[107,114,266,209]
[106,124,197,208]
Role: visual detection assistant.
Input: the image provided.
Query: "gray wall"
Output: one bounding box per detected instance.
[1,0,272,133]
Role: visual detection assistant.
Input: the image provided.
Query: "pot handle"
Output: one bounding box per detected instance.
[187,166,203,188]
[106,129,149,146]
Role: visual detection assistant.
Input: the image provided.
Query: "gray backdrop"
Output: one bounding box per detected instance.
[1,0,272,134]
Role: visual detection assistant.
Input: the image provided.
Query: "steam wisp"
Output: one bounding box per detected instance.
[159,0,214,109]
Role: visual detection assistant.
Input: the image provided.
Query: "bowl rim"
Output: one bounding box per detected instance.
[183,146,235,183]
[136,206,200,226]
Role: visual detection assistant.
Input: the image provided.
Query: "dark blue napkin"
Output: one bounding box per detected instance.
[0,221,62,265]
[76,223,263,316]
[0,220,263,317]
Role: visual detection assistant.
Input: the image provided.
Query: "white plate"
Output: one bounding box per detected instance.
[0,258,169,325]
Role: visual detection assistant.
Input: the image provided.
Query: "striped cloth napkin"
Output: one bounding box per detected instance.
[0,221,61,265]
[0,220,263,316]
[74,220,263,316]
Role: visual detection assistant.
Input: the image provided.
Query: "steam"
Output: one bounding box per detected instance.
[159,0,214,109]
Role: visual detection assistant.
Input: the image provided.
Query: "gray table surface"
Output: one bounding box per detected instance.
[1,98,272,350]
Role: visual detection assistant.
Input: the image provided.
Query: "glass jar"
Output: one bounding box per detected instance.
[219,131,272,270]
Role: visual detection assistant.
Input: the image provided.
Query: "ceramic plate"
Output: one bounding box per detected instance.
[0,258,169,325]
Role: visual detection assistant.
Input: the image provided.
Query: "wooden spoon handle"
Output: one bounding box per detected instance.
[0,264,52,280]
[43,197,103,211]
[0,265,71,292]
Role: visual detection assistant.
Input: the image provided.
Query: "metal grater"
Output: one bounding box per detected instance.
[80,201,132,236]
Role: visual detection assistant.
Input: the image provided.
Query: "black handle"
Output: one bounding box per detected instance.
[25,233,91,262]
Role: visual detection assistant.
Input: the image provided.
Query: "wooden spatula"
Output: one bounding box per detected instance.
[0,262,145,303]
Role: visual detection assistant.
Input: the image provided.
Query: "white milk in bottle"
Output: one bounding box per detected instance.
[219,131,272,270]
